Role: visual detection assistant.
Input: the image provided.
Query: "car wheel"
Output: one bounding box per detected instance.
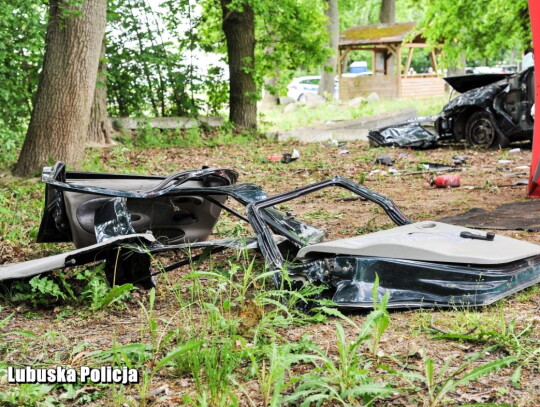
[465,111,509,148]
[298,93,306,103]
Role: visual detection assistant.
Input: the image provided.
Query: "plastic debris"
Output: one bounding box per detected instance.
[453,155,468,165]
[508,148,521,154]
[267,155,282,162]
[421,162,456,171]
[268,149,300,163]
[374,154,395,166]
[338,150,350,155]
[498,159,512,164]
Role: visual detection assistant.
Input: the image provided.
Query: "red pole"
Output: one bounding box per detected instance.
[528,0,540,196]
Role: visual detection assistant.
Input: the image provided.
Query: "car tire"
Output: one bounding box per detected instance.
[465,111,509,149]
[298,93,306,103]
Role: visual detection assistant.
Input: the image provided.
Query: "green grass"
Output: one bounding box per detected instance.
[0,130,538,405]
[261,96,448,132]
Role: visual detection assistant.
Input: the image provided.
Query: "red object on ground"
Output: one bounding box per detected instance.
[267,155,282,162]
[431,175,461,188]
[528,0,540,197]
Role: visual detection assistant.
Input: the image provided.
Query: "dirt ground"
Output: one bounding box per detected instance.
[1,139,539,405]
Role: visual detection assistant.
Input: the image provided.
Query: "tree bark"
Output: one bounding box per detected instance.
[14,0,106,176]
[379,0,396,75]
[261,43,279,107]
[87,37,113,144]
[319,0,339,99]
[261,75,279,106]
[220,0,257,130]
[379,0,395,24]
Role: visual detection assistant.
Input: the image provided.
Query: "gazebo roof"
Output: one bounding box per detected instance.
[339,22,420,47]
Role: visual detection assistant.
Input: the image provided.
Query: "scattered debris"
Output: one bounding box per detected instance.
[268,149,300,163]
[267,154,282,162]
[374,154,395,166]
[369,67,535,148]
[338,150,350,155]
[327,138,347,148]
[498,159,512,164]
[439,199,540,231]
[429,174,461,188]
[368,117,439,149]
[508,148,521,154]
[513,179,529,186]
[452,155,468,165]
[2,162,540,309]
[502,172,528,177]
[421,162,456,171]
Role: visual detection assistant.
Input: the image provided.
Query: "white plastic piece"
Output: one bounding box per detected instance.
[297,222,540,265]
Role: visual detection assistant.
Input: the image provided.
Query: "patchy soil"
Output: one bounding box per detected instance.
[1,139,539,406]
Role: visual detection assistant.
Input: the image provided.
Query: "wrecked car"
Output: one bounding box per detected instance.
[1,162,540,309]
[369,67,535,149]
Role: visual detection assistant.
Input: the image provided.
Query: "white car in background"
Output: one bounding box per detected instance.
[286,75,339,101]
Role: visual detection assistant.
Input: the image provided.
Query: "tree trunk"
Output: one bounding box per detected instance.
[379,0,395,24]
[261,75,279,106]
[319,0,339,99]
[14,0,106,176]
[87,37,113,145]
[379,0,396,75]
[261,43,279,107]
[220,0,257,130]
[447,54,467,77]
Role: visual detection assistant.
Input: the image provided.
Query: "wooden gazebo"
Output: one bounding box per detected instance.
[338,22,446,100]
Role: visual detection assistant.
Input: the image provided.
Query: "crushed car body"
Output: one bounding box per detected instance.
[369,67,535,149]
[1,162,540,309]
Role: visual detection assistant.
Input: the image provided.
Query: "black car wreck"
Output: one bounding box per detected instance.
[369,66,535,149]
[1,162,540,309]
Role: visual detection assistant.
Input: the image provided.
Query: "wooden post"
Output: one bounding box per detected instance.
[404,46,414,77]
[430,50,439,75]
[338,48,350,75]
[397,44,402,98]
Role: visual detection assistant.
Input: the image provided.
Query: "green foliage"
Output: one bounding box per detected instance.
[177,340,242,406]
[284,322,392,406]
[0,383,56,407]
[429,314,540,387]
[0,1,46,167]
[407,0,530,65]
[199,0,330,98]
[419,351,516,407]
[1,265,132,310]
[107,0,228,117]
[369,274,390,356]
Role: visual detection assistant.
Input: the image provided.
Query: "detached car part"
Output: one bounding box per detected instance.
[1,163,540,309]
[369,67,535,149]
[368,115,441,149]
